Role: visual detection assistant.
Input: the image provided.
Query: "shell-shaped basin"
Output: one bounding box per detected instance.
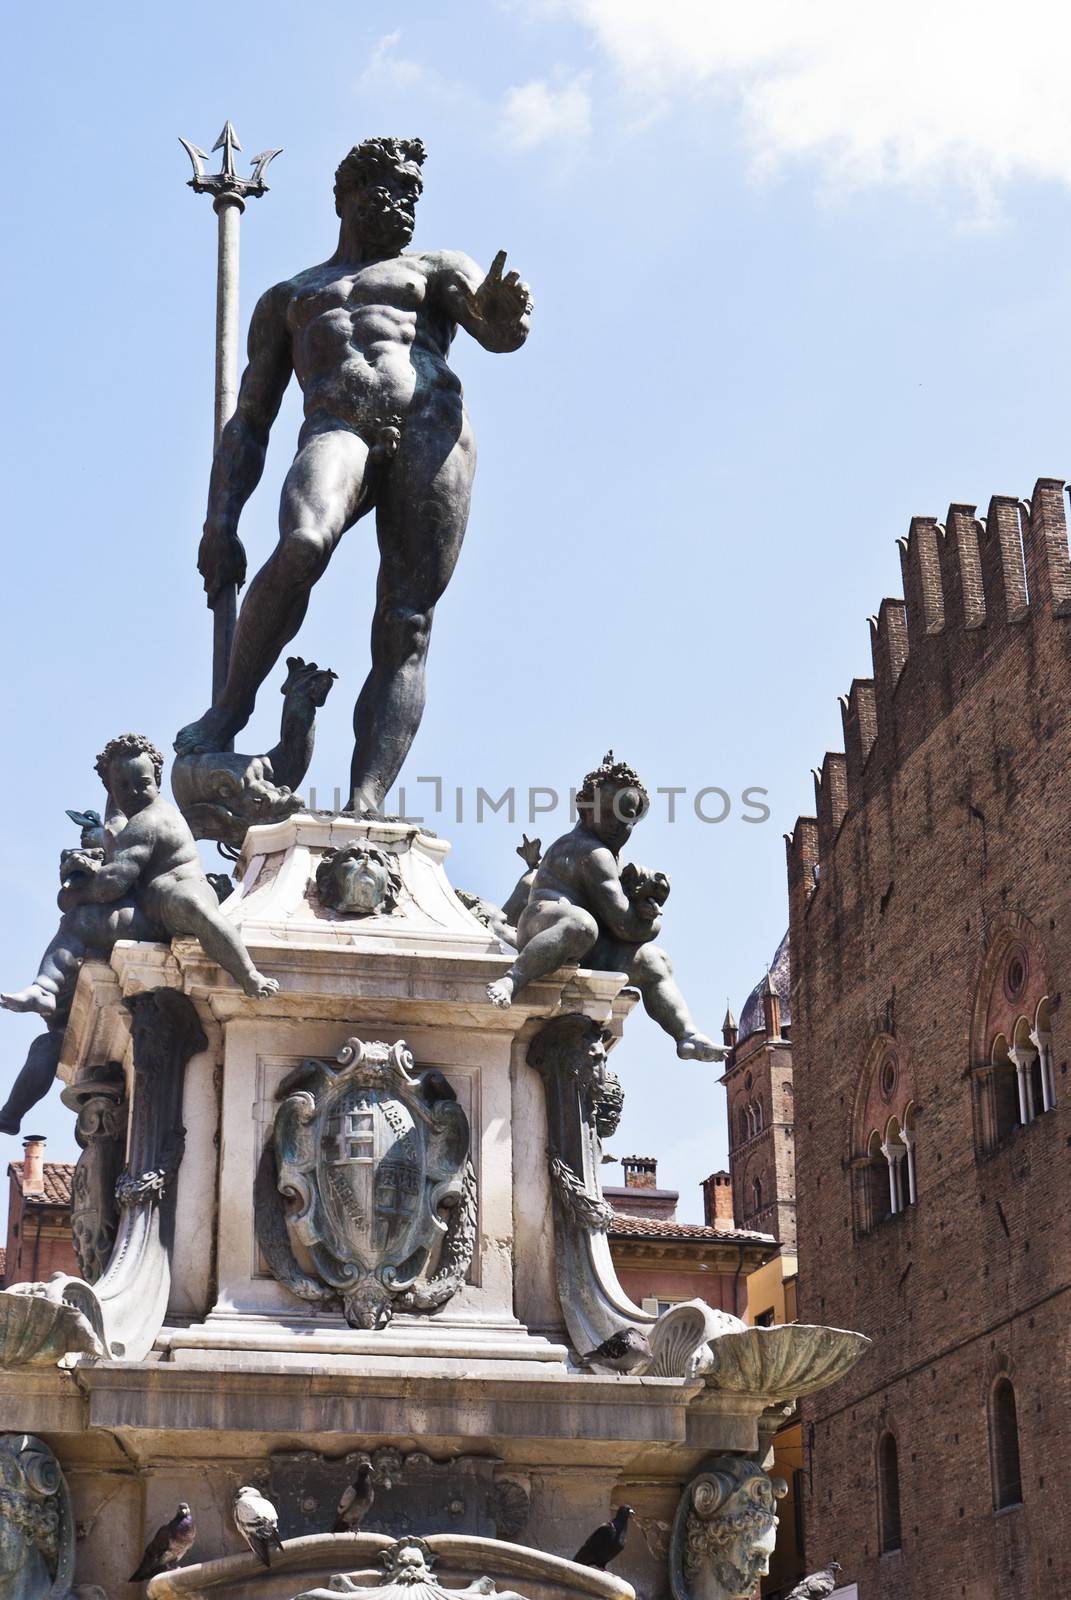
[705,1323,870,1404]
[0,1285,106,1367]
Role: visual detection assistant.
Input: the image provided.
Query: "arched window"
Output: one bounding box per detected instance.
[877,1431,902,1552]
[989,1379,1023,1511]
[990,1034,1020,1142]
[754,1098,764,1132]
[752,1176,763,1215]
[739,1108,749,1144]
[866,1130,891,1228]
[1034,998,1057,1114]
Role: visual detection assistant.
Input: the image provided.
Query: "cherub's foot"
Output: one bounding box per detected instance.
[174,706,239,757]
[676,1032,725,1063]
[1,984,57,1018]
[245,971,280,999]
[487,976,515,1009]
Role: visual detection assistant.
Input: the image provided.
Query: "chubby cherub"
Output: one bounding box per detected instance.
[486,753,723,1061]
[2,733,278,1023]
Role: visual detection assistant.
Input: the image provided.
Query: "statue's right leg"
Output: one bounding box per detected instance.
[2,902,151,1020]
[487,905,599,1008]
[176,425,370,755]
[0,1029,64,1135]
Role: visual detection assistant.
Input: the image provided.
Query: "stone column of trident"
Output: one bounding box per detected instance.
[180,123,281,707]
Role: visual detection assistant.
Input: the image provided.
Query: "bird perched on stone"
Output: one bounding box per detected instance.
[581,1328,652,1374]
[233,1485,284,1568]
[786,1561,843,1599]
[129,1503,196,1582]
[573,1505,632,1569]
[333,1461,376,1533]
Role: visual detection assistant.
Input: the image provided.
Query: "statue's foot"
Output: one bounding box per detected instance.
[487,977,515,1009]
[174,706,239,757]
[1,984,57,1018]
[676,1032,725,1063]
[245,971,280,999]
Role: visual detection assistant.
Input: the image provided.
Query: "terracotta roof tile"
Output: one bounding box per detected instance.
[8,1161,75,1206]
[607,1212,776,1245]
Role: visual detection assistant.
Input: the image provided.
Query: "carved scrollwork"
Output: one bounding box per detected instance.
[670,1459,786,1600]
[547,1155,614,1233]
[0,1433,76,1598]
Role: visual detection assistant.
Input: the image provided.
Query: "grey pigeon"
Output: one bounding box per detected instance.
[573,1505,632,1569]
[233,1485,284,1568]
[786,1562,843,1599]
[333,1461,376,1532]
[66,809,105,850]
[581,1328,651,1373]
[129,1502,196,1582]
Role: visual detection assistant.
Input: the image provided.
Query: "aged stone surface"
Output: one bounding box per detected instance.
[786,480,1071,1598]
[255,1038,475,1328]
[270,1450,529,1542]
[669,1460,785,1600]
[0,1434,75,1599]
[526,1016,733,1376]
[175,136,532,817]
[490,756,721,1062]
[172,656,336,853]
[145,1532,636,1600]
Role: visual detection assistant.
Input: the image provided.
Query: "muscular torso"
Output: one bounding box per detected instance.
[285,251,464,433]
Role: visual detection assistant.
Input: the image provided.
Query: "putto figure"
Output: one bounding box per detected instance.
[175,135,532,816]
[487,754,723,1061]
[0,736,277,1131]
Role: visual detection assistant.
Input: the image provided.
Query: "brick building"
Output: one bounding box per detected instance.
[721,931,796,1253]
[605,1156,776,1320]
[4,1134,78,1286]
[787,481,1071,1599]
[720,942,804,1598]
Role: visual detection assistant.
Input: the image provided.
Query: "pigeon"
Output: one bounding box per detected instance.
[786,1561,843,1599]
[66,809,106,850]
[129,1503,196,1582]
[581,1328,652,1374]
[573,1505,632,1569]
[333,1461,376,1532]
[233,1485,284,1568]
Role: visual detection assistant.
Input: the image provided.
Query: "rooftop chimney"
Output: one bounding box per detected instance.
[622,1155,657,1190]
[21,1135,46,1196]
[702,1170,735,1229]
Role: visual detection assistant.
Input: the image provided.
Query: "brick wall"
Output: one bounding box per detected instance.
[787,482,1071,1599]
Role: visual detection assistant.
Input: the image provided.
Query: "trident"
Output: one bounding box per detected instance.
[179,122,281,705]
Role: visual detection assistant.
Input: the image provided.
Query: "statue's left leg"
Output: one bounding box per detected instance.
[624,942,723,1062]
[349,412,475,815]
[156,880,279,1000]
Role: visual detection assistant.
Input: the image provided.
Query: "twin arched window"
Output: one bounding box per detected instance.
[736,1099,764,1145]
[862,1107,917,1229]
[989,1000,1057,1144]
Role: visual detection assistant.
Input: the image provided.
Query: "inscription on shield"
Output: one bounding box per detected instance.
[260,1038,476,1329]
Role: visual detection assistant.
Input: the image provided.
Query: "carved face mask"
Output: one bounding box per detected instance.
[335,854,391,914]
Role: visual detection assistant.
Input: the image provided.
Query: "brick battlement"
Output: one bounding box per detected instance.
[787,475,1071,916]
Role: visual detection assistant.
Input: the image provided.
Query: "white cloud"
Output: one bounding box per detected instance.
[499,72,593,150]
[532,0,1071,215]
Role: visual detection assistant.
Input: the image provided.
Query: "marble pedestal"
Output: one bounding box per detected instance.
[0,816,868,1600]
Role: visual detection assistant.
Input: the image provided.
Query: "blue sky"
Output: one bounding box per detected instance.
[3,1,1071,1223]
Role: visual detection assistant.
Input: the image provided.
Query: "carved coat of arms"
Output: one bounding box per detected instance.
[256,1038,476,1329]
